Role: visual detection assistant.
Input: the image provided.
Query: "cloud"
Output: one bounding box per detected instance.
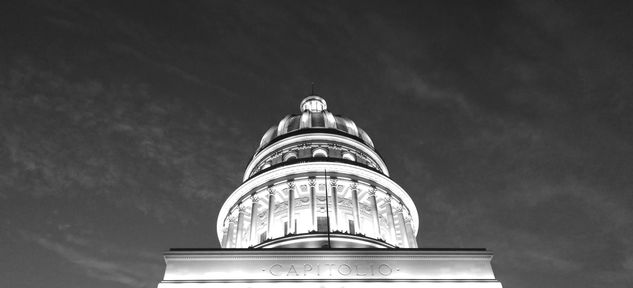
[377,53,477,122]
[0,57,247,224]
[107,42,206,85]
[22,231,157,287]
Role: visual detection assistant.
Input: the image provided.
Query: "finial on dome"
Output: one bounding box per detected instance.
[300,83,327,112]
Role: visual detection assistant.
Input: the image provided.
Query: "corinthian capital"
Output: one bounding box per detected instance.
[367,187,377,197]
[251,195,260,203]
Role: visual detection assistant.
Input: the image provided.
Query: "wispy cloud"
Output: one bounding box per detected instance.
[22,231,158,287]
[0,58,248,224]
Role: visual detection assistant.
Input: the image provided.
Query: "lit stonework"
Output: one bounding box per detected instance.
[157,95,503,287]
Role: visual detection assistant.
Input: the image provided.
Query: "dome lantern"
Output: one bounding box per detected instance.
[300,95,327,112]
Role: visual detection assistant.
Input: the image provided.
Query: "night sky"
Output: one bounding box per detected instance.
[1,1,632,287]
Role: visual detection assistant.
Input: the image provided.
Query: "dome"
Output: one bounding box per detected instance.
[257,96,375,151]
[218,93,418,250]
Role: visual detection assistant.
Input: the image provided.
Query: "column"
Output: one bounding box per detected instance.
[235,204,246,247]
[384,194,397,245]
[249,195,259,246]
[330,178,339,230]
[308,178,317,231]
[368,188,381,238]
[350,182,360,234]
[404,215,417,248]
[267,188,275,238]
[287,181,295,235]
[226,216,236,248]
[220,227,229,248]
[395,203,409,248]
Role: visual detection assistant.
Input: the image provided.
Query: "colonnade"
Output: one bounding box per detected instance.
[221,176,418,249]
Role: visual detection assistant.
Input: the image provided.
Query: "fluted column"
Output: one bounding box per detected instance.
[266,188,275,239]
[235,204,247,247]
[221,227,229,248]
[350,182,360,234]
[330,178,339,230]
[368,188,381,239]
[287,181,295,235]
[226,216,237,248]
[308,178,317,231]
[384,194,397,245]
[249,195,259,246]
[404,215,417,248]
[395,203,409,247]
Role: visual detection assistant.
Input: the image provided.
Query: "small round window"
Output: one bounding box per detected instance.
[312,148,328,158]
[283,152,298,161]
[342,152,356,161]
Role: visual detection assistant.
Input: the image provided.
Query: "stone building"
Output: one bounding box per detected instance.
[157,95,502,288]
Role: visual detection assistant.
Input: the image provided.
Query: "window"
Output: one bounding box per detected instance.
[283,221,288,235]
[286,117,300,132]
[317,217,328,232]
[312,148,328,158]
[342,152,355,161]
[260,232,267,243]
[335,118,348,133]
[311,113,325,127]
[283,152,298,161]
[348,220,355,234]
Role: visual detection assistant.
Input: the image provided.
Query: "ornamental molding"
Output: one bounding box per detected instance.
[244,133,390,180]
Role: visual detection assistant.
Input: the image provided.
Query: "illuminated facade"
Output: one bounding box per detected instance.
[157,96,503,287]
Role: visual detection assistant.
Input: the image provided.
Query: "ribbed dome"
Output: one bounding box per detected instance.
[257,96,375,151]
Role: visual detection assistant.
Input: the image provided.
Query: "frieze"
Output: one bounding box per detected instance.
[338,199,353,208]
[275,202,288,213]
[296,197,310,208]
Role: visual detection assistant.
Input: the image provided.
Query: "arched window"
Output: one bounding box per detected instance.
[283,152,298,161]
[312,148,328,158]
[342,152,356,161]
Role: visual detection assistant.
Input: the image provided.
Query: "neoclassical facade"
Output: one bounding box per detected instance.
[157,95,503,288]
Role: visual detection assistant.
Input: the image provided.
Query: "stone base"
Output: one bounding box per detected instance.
[157,248,502,287]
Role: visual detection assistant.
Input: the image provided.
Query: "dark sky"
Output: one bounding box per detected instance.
[1,1,632,287]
